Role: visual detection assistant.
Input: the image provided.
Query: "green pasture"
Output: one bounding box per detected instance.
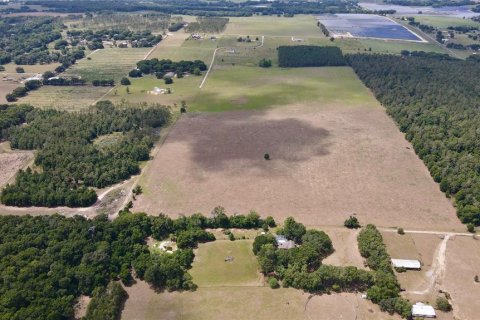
[189,240,261,287]
[224,15,324,38]
[108,65,378,112]
[410,15,480,29]
[18,85,109,110]
[64,47,150,82]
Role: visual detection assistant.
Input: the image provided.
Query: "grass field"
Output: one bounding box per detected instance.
[189,240,262,287]
[18,85,109,110]
[64,47,151,82]
[122,283,401,320]
[224,15,324,37]
[411,16,480,29]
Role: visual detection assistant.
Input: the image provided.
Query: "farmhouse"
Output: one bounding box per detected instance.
[412,302,436,318]
[391,259,421,270]
[275,235,295,250]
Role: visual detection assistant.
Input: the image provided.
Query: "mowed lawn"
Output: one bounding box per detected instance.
[224,15,323,37]
[189,240,262,287]
[64,47,151,82]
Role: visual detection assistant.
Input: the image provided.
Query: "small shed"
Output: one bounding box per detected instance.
[412,302,436,318]
[391,259,421,270]
[164,72,175,79]
[275,235,295,250]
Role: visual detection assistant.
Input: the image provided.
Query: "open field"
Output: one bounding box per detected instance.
[410,15,480,28]
[64,47,151,81]
[322,227,366,269]
[121,282,401,320]
[189,240,262,287]
[224,15,323,37]
[18,85,109,110]
[1,62,60,75]
[443,237,480,320]
[132,65,462,231]
[0,143,34,187]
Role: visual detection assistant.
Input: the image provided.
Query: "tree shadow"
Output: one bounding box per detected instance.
[165,110,332,175]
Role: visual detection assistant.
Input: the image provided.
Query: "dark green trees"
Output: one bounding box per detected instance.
[278,46,345,67]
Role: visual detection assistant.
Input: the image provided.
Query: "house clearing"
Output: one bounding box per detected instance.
[275,235,295,249]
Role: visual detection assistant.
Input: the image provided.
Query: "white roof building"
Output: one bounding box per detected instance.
[391,259,421,270]
[275,235,295,250]
[412,302,436,318]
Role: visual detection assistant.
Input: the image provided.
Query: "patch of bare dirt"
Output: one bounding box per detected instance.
[0,152,33,187]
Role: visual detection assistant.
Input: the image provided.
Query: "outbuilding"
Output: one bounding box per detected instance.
[391,259,421,270]
[412,302,436,318]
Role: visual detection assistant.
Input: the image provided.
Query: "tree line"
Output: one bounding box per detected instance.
[1,101,171,207]
[0,209,276,319]
[66,28,162,49]
[185,17,229,33]
[278,46,346,67]
[347,53,480,226]
[253,218,411,318]
[132,58,207,78]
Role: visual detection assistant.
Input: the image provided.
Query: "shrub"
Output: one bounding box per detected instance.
[15,67,25,73]
[467,223,475,233]
[397,228,405,235]
[436,296,452,312]
[128,69,142,78]
[264,153,270,160]
[259,58,272,68]
[5,93,17,102]
[268,277,279,289]
[164,77,173,84]
[229,232,235,241]
[120,77,131,85]
[344,216,360,229]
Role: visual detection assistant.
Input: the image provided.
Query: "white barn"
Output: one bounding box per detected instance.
[412,302,436,318]
[391,259,421,270]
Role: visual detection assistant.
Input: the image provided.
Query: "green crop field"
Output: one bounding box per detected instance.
[189,240,261,287]
[411,16,480,29]
[224,15,324,38]
[150,37,217,62]
[64,47,151,82]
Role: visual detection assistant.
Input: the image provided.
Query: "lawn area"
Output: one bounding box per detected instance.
[150,36,217,62]
[224,15,324,37]
[18,85,109,110]
[189,240,262,287]
[411,15,480,29]
[64,47,151,82]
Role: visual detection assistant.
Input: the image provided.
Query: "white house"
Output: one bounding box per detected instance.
[275,235,295,250]
[412,302,436,318]
[391,259,421,270]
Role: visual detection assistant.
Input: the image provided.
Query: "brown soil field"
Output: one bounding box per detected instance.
[121,281,400,320]
[0,151,34,187]
[322,227,366,269]
[133,105,463,231]
[0,82,19,103]
[383,232,443,294]
[443,237,480,320]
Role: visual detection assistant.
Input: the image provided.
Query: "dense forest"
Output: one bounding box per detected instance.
[0,17,63,65]
[0,209,274,319]
[0,104,33,139]
[25,0,361,16]
[0,102,171,207]
[133,59,208,78]
[253,219,411,318]
[278,46,346,67]
[347,54,480,225]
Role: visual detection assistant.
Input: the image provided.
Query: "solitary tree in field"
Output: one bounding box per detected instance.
[126,87,130,94]
[264,153,270,160]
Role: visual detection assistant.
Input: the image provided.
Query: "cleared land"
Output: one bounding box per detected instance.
[322,227,366,269]
[64,47,151,81]
[189,240,262,287]
[0,143,34,187]
[18,85,110,110]
[443,237,480,320]
[132,65,462,231]
[410,16,480,29]
[121,282,400,320]
[224,15,323,37]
